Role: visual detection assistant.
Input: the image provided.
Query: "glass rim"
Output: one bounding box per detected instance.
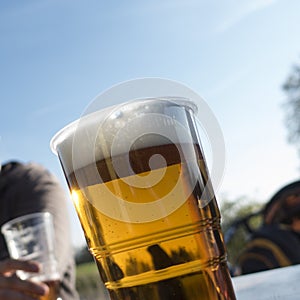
[1,212,52,234]
[50,96,198,155]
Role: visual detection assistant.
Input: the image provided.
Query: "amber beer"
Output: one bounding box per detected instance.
[32,280,60,300]
[40,280,60,300]
[51,98,236,300]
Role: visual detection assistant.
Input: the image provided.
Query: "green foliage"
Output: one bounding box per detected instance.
[75,246,94,265]
[220,196,263,265]
[76,262,109,300]
[282,60,300,155]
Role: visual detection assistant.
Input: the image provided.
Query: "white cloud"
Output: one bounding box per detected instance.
[31,103,63,118]
[205,67,252,98]
[216,0,278,34]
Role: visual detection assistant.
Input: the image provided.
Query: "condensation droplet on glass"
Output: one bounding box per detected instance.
[111,110,123,120]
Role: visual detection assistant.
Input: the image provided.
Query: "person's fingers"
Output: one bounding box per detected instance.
[0,259,40,274]
[0,259,49,298]
[0,288,39,300]
[0,274,49,296]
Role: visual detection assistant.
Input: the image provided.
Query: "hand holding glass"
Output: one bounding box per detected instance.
[1,212,61,300]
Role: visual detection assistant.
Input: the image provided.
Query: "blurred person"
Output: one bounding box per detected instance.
[238,180,300,275]
[0,161,79,300]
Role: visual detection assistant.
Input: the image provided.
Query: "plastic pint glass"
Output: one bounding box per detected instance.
[1,212,61,300]
[51,98,236,300]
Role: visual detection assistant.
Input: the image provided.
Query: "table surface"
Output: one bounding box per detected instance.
[232,264,300,299]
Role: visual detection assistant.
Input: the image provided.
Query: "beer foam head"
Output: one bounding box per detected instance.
[51,97,197,174]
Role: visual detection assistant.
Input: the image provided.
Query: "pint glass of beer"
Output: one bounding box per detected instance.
[51,97,236,299]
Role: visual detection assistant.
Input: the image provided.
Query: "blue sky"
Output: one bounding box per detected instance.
[1,0,300,246]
